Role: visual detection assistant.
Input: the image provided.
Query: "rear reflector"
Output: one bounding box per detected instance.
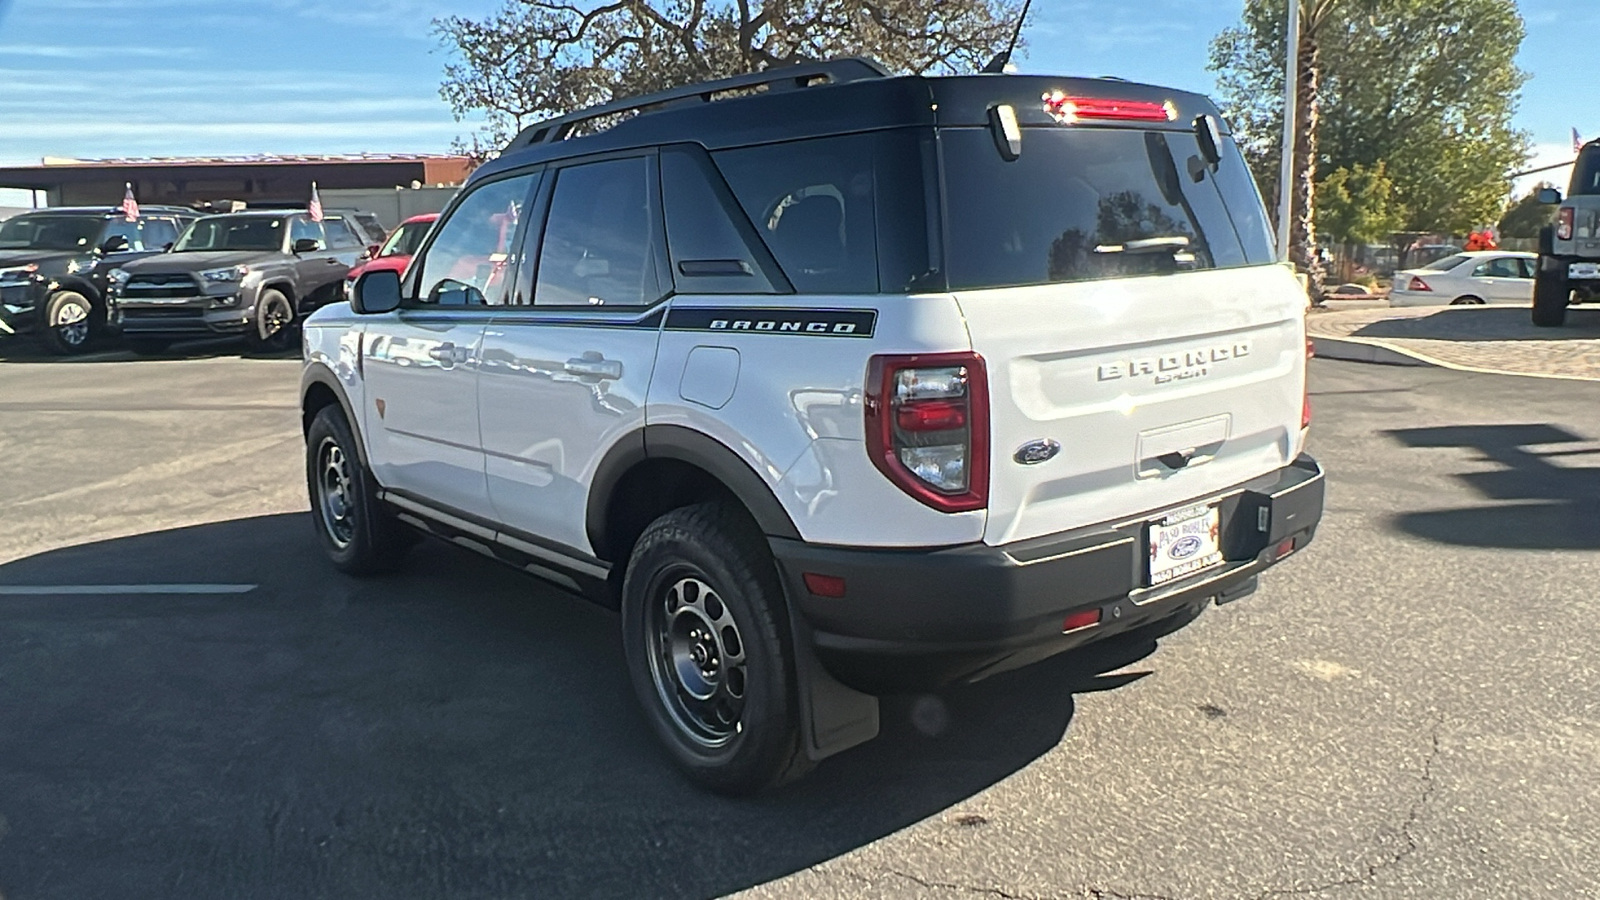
[802,573,847,598]
[1302,337,1314,429]
[1043,91,1177,125]
[1274,538,1297,560]
[1062,608,1102,632]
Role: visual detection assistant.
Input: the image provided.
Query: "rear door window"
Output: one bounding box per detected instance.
[940,127,1261,290]
[660,146,778,295]
[533,156,662,308]
[323,217,362,250]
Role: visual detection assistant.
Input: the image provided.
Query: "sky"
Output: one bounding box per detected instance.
[0,0,1592,206]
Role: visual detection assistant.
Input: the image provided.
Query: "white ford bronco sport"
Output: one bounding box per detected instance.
[300,59,1325,794]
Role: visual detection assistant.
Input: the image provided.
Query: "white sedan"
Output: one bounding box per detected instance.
[1388,251,1538,307]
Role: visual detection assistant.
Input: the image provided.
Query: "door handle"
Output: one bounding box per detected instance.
[564,356,623,379]
[428,343,471,365]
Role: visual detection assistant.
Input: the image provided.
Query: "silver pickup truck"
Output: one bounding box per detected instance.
[1533,141,1600,326]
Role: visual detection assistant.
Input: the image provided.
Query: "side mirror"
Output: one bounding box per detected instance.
[292,238,322,254]
[1538,187,1563,205]
[351,269,402,315]
[99,234,131,254]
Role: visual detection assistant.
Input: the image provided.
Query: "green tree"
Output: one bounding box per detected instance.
[1209,0,1530,270]
[1498,184,1557,240]
[1317,161,1401,246]
[436,0,1022,149]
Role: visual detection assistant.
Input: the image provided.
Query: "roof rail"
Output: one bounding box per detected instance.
[502,57,892,154]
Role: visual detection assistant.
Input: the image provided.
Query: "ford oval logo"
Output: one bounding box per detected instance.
[1014,439,1061,465]
[1169,536,1204,559]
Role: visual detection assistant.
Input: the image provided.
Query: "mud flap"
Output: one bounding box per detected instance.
[784,598,880,762]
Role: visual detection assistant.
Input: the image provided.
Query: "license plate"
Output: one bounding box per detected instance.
[1571,262,1600,280]
[1148,504,1223,587]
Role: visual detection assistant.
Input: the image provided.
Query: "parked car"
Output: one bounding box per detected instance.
[1532,140,1600,326]
[0,206,197,354]
[304,59,1324,793]
[1388,251,1538,307]
[342,213,438,297]
[107,210,368,353]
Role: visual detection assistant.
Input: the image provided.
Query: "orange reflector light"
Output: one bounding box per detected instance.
[1275,538,1297,560]
[803,573,847,598]
[1062,608,1102,632]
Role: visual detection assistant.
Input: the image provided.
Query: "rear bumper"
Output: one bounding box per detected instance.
[770,454,1324,690]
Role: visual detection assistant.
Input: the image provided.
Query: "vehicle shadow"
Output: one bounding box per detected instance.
[0,514,1163,900]
[1351,305,1600,343]
[1384,423,1600,550]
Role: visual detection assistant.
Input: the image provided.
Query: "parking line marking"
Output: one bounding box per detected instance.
[0,584,258,595]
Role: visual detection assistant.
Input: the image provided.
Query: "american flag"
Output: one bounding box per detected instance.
[308,181,324,223]
[121,183,139,222]
[1576,128,1585,154]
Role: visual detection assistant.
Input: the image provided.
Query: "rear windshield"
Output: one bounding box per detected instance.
[1422,254,1468,271]
[1573,147,1600,196]
[940,127,1276,290]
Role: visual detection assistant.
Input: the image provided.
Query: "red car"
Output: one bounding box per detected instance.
[343,213,438,295]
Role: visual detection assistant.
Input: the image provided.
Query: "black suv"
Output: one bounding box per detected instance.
[0,206,197,354]
[109,209,373,353]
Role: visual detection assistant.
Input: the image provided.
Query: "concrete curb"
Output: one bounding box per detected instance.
[1311,336,1434,368]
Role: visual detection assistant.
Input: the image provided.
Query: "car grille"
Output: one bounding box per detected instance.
[123,272,202,299]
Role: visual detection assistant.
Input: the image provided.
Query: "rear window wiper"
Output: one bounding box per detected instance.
[1092,236,1191,255]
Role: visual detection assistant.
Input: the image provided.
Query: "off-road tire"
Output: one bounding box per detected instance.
[1532,265,1569,327]
[306,404,411,575]
[40,291,95,355]
[247,288,297,353]
[621,501,812,795]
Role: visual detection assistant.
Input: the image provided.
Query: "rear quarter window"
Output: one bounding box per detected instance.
[940,127,1268,290]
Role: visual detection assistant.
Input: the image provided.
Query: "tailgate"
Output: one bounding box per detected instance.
[958,264,1306,545]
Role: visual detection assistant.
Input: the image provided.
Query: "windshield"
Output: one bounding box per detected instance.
[173,216,286,252]
[940,127,1275,290]
[1573,147,1600,196]
[0,215,104,251]
[1423,254,1469,271]
[379,219,432,258]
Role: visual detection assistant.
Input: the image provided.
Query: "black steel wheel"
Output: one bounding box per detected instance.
[41,291,94,355]
[248,288,297,353]
[305,404,411,574]
[621,501,811,794]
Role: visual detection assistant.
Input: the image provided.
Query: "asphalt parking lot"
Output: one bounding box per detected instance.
[1,348,1597,900]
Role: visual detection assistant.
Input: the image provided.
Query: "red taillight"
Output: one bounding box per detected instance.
[1062,608,1102,633]
[1407,276,1432,292]
[1557,207,1575,241]
[1302,338,1314,429]
[1043,91,1177,125]
[865,352,989,513]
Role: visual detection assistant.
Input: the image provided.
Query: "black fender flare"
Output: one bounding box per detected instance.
[586,424,802,559]
[300,362,370,467]
[45,275,103,308]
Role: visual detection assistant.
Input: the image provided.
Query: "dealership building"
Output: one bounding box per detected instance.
[0,154,472,227]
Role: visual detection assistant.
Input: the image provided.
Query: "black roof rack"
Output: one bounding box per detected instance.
[502,57,891,154]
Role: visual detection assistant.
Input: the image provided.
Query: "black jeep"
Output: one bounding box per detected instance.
[0,207,198,354]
